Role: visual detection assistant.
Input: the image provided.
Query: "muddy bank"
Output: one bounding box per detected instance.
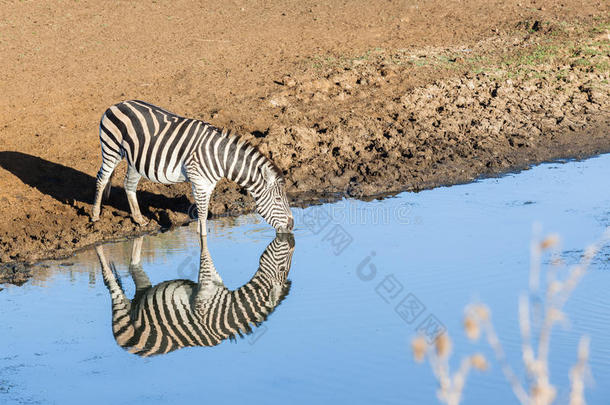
[2,74,608,266]
[0,5,608,265]
[256,48,610,199]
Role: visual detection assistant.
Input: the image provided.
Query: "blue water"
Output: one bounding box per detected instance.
[1,154,609,405]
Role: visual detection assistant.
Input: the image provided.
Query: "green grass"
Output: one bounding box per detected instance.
[501,44,560,68]
[302,19,610,81]
[591,21,610,33]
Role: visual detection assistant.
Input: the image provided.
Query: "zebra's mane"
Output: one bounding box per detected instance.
[211,126,284,180]
[264,159,284,182]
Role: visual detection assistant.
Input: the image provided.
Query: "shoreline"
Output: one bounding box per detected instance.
[1,131,609,273]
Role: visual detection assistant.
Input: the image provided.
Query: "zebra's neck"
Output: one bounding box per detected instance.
[219,132,272,194]
[234,262,287,309]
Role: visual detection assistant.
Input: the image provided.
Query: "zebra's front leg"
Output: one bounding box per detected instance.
[194,234,226,309]
[198,233,224,287]
[129,237,152,292]
[124,165,148,226]
[191,181,214,236]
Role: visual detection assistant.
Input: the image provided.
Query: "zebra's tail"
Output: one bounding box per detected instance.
[102,170,114,200]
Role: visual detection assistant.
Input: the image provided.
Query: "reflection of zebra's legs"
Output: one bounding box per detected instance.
[128,237,151,293]
[95,245,135,342]
[199,235,223,284]
[125,165,148,226]
[195,235,225,305]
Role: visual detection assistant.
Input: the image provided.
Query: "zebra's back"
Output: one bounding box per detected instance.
[99,100,214,184]
[121,279,222,356]
[116,279,289,357]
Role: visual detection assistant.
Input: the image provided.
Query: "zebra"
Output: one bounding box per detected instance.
[91,100,293,234]
[95,233,295,357]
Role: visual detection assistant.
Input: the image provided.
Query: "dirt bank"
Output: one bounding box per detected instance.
[0,1,608,266]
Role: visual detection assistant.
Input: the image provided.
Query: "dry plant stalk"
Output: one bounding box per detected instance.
[413,227,610,405]
[412,333,488,405]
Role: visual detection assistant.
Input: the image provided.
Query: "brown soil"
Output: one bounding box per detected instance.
[0,0,609,266]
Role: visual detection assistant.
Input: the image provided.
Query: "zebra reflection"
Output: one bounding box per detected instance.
[95,234,294,357]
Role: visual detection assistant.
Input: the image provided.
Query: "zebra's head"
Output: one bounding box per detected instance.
[260,232,295,307]
[254,164,294,233]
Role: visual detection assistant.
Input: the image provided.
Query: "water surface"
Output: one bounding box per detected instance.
[1,154,609,404]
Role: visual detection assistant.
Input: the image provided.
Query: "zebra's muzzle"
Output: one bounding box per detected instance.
[275,216,294,234]
[276,232,295,248]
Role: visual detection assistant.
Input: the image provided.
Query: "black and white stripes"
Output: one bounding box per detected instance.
[92,100,293,234]
[95,233,295,357]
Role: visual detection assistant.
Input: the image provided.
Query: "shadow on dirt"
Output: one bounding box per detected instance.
[0,151,189,217]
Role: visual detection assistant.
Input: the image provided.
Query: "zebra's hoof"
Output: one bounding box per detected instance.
[133,217,149,226]
[91,215,99,222]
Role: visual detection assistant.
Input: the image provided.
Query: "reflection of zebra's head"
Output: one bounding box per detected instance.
[96,233,296,357]
[257,232,295,308]
[253,163,293,233]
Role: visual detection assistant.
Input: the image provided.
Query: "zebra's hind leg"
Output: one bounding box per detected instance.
[95,245,135,347]
[92,154,121,222]
[124,165,148,226]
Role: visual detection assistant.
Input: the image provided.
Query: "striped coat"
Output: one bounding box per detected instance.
[95,234,295,357]
[92,100,293,234]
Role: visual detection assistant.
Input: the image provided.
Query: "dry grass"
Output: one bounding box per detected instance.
[412,226,610,405]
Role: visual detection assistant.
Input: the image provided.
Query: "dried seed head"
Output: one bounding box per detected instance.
[411,336,427,363]
[529,359,546,376]
[531,382,556,405]
[473,304,490,321]
[548,308,565,324]
[548,280,562,295]
[540,234,559,249]
[464,315,480,341]
[435,333,451,359]
[470,353,488,371]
